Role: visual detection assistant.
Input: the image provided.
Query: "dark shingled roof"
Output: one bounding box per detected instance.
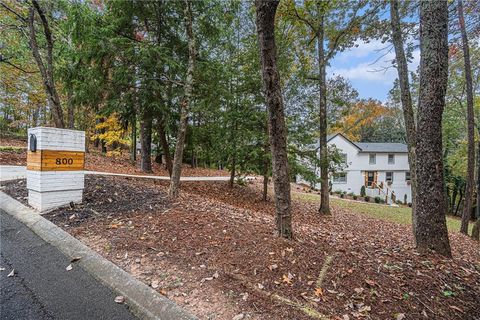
[327,133,408,153]
[354,142,408,153]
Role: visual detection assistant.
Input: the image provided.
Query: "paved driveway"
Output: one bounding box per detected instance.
[0,210,137,320]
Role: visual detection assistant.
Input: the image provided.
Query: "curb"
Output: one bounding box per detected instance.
[0,192,197,320]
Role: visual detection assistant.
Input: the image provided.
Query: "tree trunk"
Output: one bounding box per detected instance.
[130,114,137,163]
[390,0,418,227]
[229,152,236,188]
[255,0,293,239]
[474,138,480,240]
[169,0,196,198]
[414,0,451,257]
[229,120,237,188]
[317,7,330,215]
[458,0,475,235]
[157,117,172,176]
[28,1,65,128]
[140,109,153,173]
[67,89,74,129]
[263,151,269,202]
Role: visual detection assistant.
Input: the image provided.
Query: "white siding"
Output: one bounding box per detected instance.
[297,134,412,203]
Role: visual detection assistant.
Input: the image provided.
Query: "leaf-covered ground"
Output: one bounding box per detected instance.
[4,176,479,320]
[0,138,228,177]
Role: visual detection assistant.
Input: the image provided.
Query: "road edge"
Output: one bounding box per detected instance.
[0,191,197,320]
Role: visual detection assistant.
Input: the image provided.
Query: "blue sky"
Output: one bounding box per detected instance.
[328,39,420,102]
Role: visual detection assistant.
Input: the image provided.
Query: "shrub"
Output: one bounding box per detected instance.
[360,185,366,197]
[340,193,345,198]
[408,202,412,207]
[364,196,370,202]
[353,195,358,200]
[374,196,381,204]
[347,192,355,197]
[403,194,408,205]
[334,190,343,195]
[396,200,403,205]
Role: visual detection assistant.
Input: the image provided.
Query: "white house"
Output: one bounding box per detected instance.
[298,133,412,204]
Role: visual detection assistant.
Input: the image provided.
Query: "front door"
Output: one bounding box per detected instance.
[365,171,377,187]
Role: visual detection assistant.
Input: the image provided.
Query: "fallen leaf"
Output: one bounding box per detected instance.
[7,269,15,277]
[114,296,125,304]
[395,313,406,320]
[354,287,364,294]
[0,267,5,271]
[70,256,82,263]
[66,264,73,271]
[151,280,159,289]
[257,283,264,290]
[282,274,293,285]
[449,305,463,313]
[268,264,278,271]
[365,279,376,287]
[314,287,323,297]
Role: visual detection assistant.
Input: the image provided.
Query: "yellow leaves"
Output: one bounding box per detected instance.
[331,99,391,141]
[90,113,129,155]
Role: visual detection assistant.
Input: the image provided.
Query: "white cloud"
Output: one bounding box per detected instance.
[330,39,420,84]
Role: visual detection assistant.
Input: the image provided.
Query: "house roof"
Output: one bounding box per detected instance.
[327,133,408,153]
[355,142,408,153]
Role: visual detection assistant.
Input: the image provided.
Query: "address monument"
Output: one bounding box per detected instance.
[26,127,85,212]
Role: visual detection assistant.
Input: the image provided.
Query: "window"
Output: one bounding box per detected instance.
[388,154,395,164]
[340,153,347,164]
[386,172,394,182]
[405,171,411,181]
[369,154,376,165]
[333,172,347,183]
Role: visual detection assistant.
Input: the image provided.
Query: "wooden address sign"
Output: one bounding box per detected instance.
[27,150,85,171]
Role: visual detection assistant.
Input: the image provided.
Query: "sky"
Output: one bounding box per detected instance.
[328,39,420,102]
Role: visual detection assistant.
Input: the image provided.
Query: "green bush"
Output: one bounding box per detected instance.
[365,196,370,202]
[403,194,408,205]
[340,193,345,198]
[353,195,358,200]
[374,196,381,204]
[360,185,366,197]
[347,192,355,197]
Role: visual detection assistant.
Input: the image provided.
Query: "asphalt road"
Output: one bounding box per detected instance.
[0,210,137,320]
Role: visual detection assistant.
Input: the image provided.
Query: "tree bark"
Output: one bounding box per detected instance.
[458,0,475,235]
[474,138,480,240]
[317,6,330,215]
[140,109,153,173]
[255,0,293,239]
[67,89,74,129]
[157,117,172,176]
[390,0,418,227]
[414,0,451,257]
[28,1,65,128]
[130,114,137,163]
[169,0,196,198]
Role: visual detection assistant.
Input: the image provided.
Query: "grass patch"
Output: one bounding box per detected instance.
[294,192,470,234]
[0,146,25,153]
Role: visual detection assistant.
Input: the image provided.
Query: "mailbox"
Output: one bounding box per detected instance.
[27,127,85,212]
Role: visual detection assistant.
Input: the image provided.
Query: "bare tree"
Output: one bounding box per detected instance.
[414,0,451,257]
[28,0,65,128]
[457,0,475,235]
[169,0,196,198]
[255,0,293,239]
[389,0,418,231]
